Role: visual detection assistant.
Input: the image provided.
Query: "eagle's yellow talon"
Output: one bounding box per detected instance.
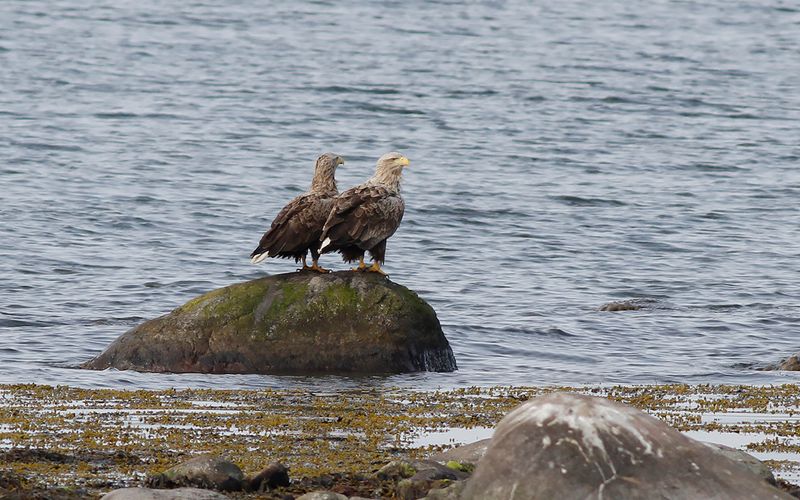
[309,259,330,273]
[367,261,388,276]
[351,256,367,272]
[297,256,312,272]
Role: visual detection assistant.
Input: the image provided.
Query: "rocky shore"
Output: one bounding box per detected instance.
[2,384,800,499]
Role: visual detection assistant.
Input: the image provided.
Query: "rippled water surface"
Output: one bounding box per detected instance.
[2,0,800,390]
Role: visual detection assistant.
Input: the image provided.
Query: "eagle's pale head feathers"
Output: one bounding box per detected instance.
[371,152,409,192]
[311,152,344,194]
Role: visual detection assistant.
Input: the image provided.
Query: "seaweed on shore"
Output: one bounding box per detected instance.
[1,384,800,498]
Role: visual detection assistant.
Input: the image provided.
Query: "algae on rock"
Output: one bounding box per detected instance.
[83,271,457,374]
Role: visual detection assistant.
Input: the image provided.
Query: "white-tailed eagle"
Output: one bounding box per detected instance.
[250,152,344,272]
[319,152,409,275]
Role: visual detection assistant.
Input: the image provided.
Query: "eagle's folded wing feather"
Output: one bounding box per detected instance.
[253,194,330,258]
[321,186,404,250]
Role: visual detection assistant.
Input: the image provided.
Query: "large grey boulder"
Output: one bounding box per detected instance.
[147,455,244,491]
[462,393,792,500]
[100,488,229,499]
[83,271,456,374]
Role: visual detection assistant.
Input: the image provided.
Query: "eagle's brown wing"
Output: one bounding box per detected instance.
[251,193,334,262]
[320,185,405,252]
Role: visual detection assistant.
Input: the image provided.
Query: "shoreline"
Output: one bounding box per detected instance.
[1,383,799,498]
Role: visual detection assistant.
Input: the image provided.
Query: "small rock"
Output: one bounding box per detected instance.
[397,478,454,500]
[247,462,290,491]
[375,460,417,481]
[429,439,490,465]
[777,355,800,371]
[295,491,348,500]
[148,455,244,492]
[421,480,467,500]
[445,460,474,474]
[462,393,792,500]
[407,460,468,483]
[384,459,470,500]
[776,478,800,498]
[704,442,776,485]
[100,487,230,499]
[375,459,467,483]
[0,470,22,490]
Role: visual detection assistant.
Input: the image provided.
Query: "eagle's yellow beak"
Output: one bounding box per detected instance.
[337,157,345,166]
[399,156,410,167]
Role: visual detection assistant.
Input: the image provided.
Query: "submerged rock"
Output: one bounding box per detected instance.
[83,271,456,374]
[462,393,791,500]
[599,300,643,311]
[147,455,244,492]
[598,298,657,311]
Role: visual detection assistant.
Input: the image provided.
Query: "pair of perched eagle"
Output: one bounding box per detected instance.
[250,152,410,275]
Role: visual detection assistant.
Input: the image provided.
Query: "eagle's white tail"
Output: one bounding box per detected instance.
[250,252,269,264]
[320,237,332,252]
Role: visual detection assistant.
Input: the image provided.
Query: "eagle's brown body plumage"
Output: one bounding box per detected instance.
[250,153,343,270]
[320,152,409,273]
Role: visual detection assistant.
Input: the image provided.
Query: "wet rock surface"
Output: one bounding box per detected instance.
[83,271,456,374]
[462,393,792,500]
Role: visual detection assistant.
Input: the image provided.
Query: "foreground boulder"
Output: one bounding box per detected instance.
[83,271,456,374]
[147,455,244,491]
[101,488,229,499]
[462,393,791,500]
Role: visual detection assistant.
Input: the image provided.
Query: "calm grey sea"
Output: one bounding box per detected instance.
[1,0,799,390]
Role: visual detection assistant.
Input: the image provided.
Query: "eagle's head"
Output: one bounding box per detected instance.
[371,152,409,192]
[377,152,409,170]
[311,152,344,193]
[316,152,345,174]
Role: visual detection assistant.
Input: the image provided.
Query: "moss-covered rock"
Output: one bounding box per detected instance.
[82,271,457,374]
